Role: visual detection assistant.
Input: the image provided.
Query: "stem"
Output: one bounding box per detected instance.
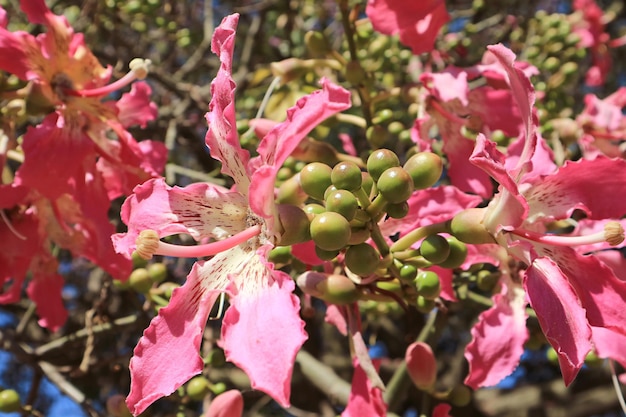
[384,310,438,410]
[390,222,450,253]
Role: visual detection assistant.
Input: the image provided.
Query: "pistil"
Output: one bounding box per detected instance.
[510,221,624,247]
[65,58,151,98]
[135,225,262,260]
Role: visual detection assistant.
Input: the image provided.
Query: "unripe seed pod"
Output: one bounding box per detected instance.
[310,212,351,251]
[476,270,500,292]
[419,234,450,264]
[387,201,409,219]
[366,125,389,147]
[300,162,332,200]
[268,245,292,265]
[377,167,414,204]
[367,149,400,181]
[400,264,418,281]
[345,243,380,276]
[129,268,153,294]
[315,246,340,260]
[449,385,472,407]
[0,389,21,413]
[325,190,358,220]
[449,208,495,244]
[361,172,375,196]
[348,227,371,245]
[305,31,330,56]
[416,295,436,313]
[344,60,367,85]
[437,236,468,269]
[276,204,311,246]
[414,271,441,299]
[331,161,362,191]
[131,251,148,269]
[403,152,443,190]
[186,376,211,401]
[303,203,325,220]
[147,263,167,284]
[277,175,308,205]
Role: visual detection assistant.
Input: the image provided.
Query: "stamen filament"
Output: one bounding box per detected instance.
[135,225,261,260]
[510,221,624,247]
[66,58,151,98]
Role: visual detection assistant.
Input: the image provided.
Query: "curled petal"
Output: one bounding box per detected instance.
[205,390,244,417]
[342,358,386,417]
[524,257,592,385]
[126,257,230,415]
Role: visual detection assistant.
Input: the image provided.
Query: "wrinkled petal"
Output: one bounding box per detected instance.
[465,288,528,389]
[116,82,158,128]
[524,257,592,385]
[593,250,626,281]
[127,255,230,415]
[205,390,244,417]
[342,358,386,417]
[524,156,626,222]
[249,79,351,221]
[113,178,247,256]
[221,264,307,407]
[591,326,626,370]
[205,14,251,191]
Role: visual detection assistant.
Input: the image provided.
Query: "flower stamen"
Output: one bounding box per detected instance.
[65,58,151,98]
[510,221,624,247]
[134,225,262,260]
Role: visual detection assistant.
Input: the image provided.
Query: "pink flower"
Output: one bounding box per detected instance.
[0,0,164,199]
[366,0,450,55]
[459,44,626,387]
[342,358,386,417]
[576,87,626,158]
[112,14,351,415]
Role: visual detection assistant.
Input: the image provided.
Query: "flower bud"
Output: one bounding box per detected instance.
[297,271,359,304]
[304,31,330,56]
[325,189,358,220]
[367,149,399,181]
[129,268,153,294]
[405,342,437,391]
[205,390,244,417]
[147,263,167,284]
[331,161,363,191]
[0,389,21,413]
[276,204,311,246]
[377,167,414,204]
[300,162,332,201]
[419,234,450,264]
[186,376,210,401]
[345,243,380,276]
[449,208,495,244]
[414,271,441,300]
[403,152,443,190]
[310,212,351,251]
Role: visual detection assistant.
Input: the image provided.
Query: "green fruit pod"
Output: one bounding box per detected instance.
[310,212,351,251]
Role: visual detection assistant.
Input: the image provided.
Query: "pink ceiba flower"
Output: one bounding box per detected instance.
[366,0,450,55]
[577,87,626,158]
[0,0,165,199]
[460,44,626,388]
[112,14,351,415]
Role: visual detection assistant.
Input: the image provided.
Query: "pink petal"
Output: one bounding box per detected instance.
[112,178,247,256]
[26,263,67,332]
[593,250,626,281]
[15,114,95,198]
[524,257,592,385]
[432,403,453,417]
[205,14,251,191]
[536,245,626,336]
[325,304,348,336]
[366,0,449,55]
[485,44,537,178]
[524,156,626,222]
[205,390,243,417]
[380,186,482,237]
[115,82,158,128]
[341,358,386,417]
[291,240,325,266]
[591,326,626,369]
[221,268,307,407]
[464,289,528,389]
[127,257,228,415]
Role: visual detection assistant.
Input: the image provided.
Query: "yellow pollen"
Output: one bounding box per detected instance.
[135,229,160,260]
[604,221,625,246]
